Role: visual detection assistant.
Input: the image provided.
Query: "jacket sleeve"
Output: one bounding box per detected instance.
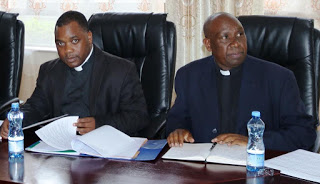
[166,68,192,136]
[93,63,150,136]
[20,63,52,127]
[263,72,317,151]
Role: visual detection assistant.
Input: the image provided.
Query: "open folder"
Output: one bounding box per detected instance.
[25,116,167,160]
[162,143,247,166]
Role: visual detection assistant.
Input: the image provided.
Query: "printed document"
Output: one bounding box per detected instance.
[265,149,320,183]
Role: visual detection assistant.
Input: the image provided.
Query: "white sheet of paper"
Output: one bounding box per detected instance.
[35,116,78,150]
[162,143,212,161]
[207,144,246,166]
[71,125,144,158]
[265,149,320,183]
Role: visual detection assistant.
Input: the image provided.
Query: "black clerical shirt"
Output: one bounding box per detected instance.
[61,51,94,118]
[215,62,243,134]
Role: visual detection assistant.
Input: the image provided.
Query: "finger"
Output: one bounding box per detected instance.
[77,127,94,135]
[214,134,227,142]
[216,133,236,141]
[1,130,7,139]
[1,121,9,139]
[75,121,92,128]
[77,128,87,135]
[173,131,180,147]
[77,117,90,123]
[216,134,242,144]
[229,139,247,146]
[78,117,94,123]
[221,136,237,143]
[184,132,194,143]
[1,128,8,139]
[167,133,174,147]
[178,131,185,146]
[75,122,84,128]
[168,132,177,147]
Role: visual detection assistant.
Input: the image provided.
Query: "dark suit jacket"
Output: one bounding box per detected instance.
[22,45,149,136]
[166,55,316,151]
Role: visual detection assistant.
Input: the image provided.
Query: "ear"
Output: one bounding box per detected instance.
[88,31,93,44]
[203,38,212,52]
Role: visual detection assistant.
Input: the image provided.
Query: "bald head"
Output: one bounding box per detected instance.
[202,12,247,70]
[203,12,243,38]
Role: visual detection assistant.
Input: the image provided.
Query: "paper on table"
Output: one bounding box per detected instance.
[162,143,246,166]
[162,143,211,161]
[207,144,246,166]
[35,116,78,150]
[265,149,320,183]
[71,125,144,158]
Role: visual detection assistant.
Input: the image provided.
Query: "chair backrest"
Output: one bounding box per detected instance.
[314,28,320,117]
[0,12,24,118]
[238,15,320,152]
[88,12,176,139]
[238,15,319,125]
[313,28,320,152]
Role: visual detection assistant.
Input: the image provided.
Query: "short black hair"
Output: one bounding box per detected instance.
[55,11,89,32]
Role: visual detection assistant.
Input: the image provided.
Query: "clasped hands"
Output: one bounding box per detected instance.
[0,117,96,139]
[167,129,248,147]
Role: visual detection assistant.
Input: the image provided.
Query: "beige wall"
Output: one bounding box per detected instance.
[19,48,58,102]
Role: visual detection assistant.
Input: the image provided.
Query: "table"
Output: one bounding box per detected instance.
[0,129,316,184]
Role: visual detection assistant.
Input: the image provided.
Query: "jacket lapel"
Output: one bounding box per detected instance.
[237,57,260,133]
[199,56,220,132]
[89,46,106,115]
[53,61,67,116]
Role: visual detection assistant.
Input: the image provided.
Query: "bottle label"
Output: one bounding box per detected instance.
[9,140,24,153]
[247,152,264,167]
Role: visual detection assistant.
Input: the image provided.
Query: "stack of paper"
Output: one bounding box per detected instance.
[26,116,147,159]
[265,149,320,183]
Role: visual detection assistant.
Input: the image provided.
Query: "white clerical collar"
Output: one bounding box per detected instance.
[74,45,94,72]
[220,69,230,76]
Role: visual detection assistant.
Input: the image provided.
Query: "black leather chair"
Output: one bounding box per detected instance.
[238,15,320,150]
[314,28,320,116]
[88,12,176,139]
[313,28,320,152]
[0,12,24,119]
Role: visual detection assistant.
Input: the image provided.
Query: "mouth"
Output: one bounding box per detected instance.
[66,56,77,63]
[227,52,244,59]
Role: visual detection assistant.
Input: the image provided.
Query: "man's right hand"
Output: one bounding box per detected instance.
[0,119,9,139]
[167,129,194,147]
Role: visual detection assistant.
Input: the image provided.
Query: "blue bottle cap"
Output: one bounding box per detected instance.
[252,111,260,117]
[11,102,19,108]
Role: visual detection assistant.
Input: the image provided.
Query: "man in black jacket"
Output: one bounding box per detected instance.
[166,12,316,151]
[1,11,149,138]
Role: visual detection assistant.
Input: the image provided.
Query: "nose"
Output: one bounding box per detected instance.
[229,37,240,47]
[65,43,74,54]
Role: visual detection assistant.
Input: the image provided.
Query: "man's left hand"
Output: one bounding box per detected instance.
[73,117,96,135]
[212,133,248,146]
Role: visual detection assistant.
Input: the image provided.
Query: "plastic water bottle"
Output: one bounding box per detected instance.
[247,111,265,172]
[8,156,24,182]
[8,102,24,158]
